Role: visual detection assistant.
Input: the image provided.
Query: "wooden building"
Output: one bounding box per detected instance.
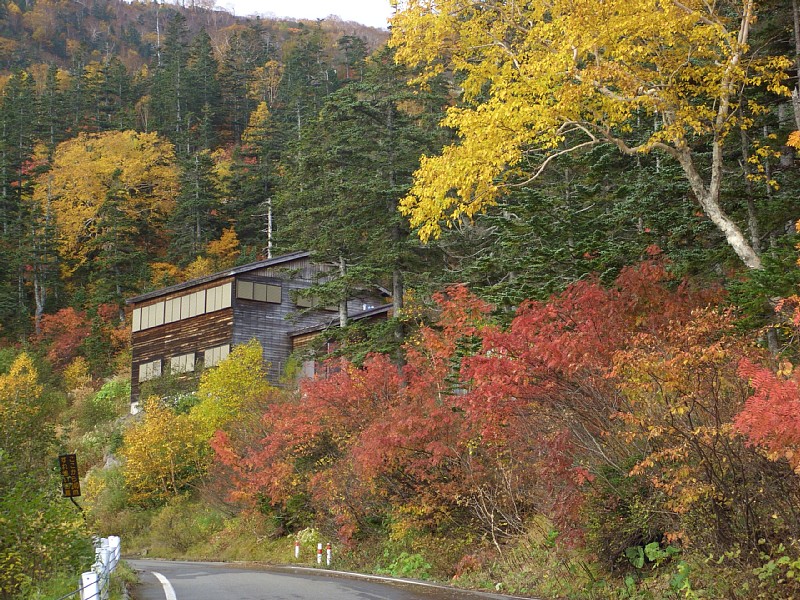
[290,304,393,379]
[126,251,386,408]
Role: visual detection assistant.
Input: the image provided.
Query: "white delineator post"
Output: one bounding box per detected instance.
[317,543,322,564]
[80,571,98,600]
[80,536,121,600]
[326,542,332,566]
[108,536,121,570]
[96,539,111,600]
[294,540,300,559]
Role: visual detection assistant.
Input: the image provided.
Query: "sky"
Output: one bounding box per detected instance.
[218,0,396,29]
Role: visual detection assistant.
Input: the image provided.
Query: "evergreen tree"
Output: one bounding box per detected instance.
[0,70,38,335]
[22,143,59,335]
[224,102,278,255]
[218,24,273,143]
[88,169,149,312]
[277,47,448,333]
[337,35,367,82]
[185,29,222,151]
[168,150,223,264]
[37,64,67,149]
[150,12,191,153]
[439,146,707,312]
[98,57,138,131]
[273,25,338,145]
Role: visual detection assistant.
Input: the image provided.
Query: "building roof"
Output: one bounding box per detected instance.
[126,251,311,305]
[289,304,393,337]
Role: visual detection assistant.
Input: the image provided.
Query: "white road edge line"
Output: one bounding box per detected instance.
[280,566,532,599]
[152,571,178,600]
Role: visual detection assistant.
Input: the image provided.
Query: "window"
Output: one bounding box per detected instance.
[139,302,164,329]
[296,295,335,311]
[190,290,206,317]
[180,293,192,319]
[207,283,232,312]
[138,359,162,382]
[236,281,281,304]
[267,284,281,303]
[301,360,316,379]
[204,344,230,368]
[133,282,231,333]
[237,280,254,300]
[164,297,181,324]
[170,353,196,374]
[296,295,314,308]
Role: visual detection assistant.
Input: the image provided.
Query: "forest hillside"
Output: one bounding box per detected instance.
[3,0,800,599]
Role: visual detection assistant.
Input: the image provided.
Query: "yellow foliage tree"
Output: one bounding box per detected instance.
[0,353,45,473]
[390,0,790,269]
[121,397,207,506]
[190,339,272,437]
[0,352,91,598]
[242,101,271,146]
[182,255,214,280]
[207,227,240,271]
[34,130,179,275]
[249,61,284,105]
[149,261,183,288]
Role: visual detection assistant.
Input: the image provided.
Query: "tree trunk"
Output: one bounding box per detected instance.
[792,0,800,130]
[674,147,763,270]
[740,128,761,255]
[338,255,348,328]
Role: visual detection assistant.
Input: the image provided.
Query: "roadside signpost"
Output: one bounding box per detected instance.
[59,453,82,511]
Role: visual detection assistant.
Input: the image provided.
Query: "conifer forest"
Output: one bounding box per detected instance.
[5,0,800,598]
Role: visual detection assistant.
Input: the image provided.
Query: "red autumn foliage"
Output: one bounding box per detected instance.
[735,360,800,472]
[35,307,91,366]
[213,253,800,556]
[734,285,800,473]
[454,256,722,541]
[211,287,496,541]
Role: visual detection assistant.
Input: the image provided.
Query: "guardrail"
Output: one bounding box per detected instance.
[55,536,121,600]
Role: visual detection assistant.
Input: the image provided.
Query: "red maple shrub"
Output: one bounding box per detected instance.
[212,252,800,565]
[735,358,800,473]
[35,307,92,367]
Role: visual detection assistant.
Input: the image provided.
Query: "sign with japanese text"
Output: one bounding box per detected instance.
[59,453,81,498]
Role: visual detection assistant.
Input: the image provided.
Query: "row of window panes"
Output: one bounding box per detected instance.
[296,295,339,311]
[237,281,281,303]
[137,344,230,383]
[170,352,195,374]
[132,282,232,332]
[138,359,162,382]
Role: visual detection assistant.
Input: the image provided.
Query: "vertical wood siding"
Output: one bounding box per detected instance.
[232,275,338,383]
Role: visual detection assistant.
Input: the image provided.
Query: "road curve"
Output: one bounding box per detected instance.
[127,559,530,600]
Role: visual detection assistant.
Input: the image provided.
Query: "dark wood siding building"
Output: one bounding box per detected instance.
[127,251,386,407]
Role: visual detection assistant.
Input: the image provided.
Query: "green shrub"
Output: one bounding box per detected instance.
[148,497,225,555]
[378,551,432,579]
[78,379,130,431]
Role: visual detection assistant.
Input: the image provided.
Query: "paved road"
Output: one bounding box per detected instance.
[127,559,528,600]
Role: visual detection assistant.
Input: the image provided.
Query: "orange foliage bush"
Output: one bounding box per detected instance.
[212,254,800,561]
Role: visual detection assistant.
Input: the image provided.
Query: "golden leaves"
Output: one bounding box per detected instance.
[190,339,272,437]
[34,130,179,274]
[121,396,207,504]
[0,353,42,424]
[391,0,789,240]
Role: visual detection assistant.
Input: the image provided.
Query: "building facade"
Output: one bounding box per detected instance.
[127,251,385,408]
